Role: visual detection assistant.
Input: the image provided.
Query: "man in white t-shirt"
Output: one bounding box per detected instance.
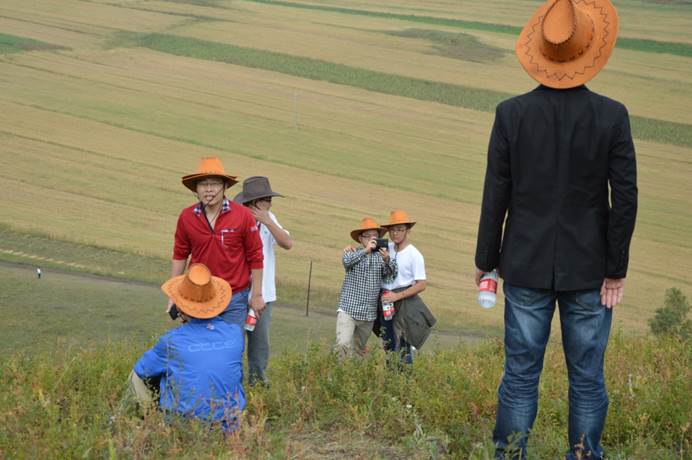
[235,176,292,385]
[379,210,434,364]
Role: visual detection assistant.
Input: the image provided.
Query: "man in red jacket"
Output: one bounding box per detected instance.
[474,0,637,458]
[167,156,265,327]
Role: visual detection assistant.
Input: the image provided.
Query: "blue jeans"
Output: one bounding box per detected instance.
[380,312,413,366]
[219,288,250,330]
[494,283,612,460]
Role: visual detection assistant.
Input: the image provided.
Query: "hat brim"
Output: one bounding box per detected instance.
[182,173,238,192]
[233,191,284,204]
[161,275,232,319]
[516,0,619,89]
[382,221,416,229]
[350,227,387,243]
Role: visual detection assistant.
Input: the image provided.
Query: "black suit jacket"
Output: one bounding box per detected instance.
[475,85,637,291]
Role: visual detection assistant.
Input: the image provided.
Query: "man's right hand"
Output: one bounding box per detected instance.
[600,278,625,309]
[363,238,376,254]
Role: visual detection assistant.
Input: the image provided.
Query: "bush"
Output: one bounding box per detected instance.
[1,335,690,458]
[649,288,691,340]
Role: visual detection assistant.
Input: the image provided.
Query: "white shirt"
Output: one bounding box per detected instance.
[383,242,426,290]
[255,211,288,302]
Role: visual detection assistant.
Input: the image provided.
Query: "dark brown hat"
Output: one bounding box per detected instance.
[233,176,284,204]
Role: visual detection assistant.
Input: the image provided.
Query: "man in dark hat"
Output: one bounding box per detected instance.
[474,0,637,458]
[234,176,293,385]
[168,156,265,328]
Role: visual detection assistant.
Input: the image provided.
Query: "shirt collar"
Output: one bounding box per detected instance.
[535,84,588,92]
[193,197,231,215]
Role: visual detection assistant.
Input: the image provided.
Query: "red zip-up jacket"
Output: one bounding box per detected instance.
[173,198,263,293]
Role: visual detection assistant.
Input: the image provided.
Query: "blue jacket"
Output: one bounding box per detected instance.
[134,317,245,428]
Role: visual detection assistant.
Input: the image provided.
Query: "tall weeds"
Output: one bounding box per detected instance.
[0,335,689,458]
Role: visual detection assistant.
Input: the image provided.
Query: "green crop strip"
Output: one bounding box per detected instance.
[246,0,692,58]
[128,32,692,147]
[0,33,65,54]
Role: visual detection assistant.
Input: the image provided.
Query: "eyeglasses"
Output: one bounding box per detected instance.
[197,180,225,189]
[389,227,408,234]
[359,233,378,239]
[258,197,272,203]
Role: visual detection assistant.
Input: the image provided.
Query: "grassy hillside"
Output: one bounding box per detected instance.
[0,335,688,458]
[0,260,478,354]
[1,1,691,456]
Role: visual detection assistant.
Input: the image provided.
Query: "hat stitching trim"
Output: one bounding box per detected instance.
[522,0,611,82]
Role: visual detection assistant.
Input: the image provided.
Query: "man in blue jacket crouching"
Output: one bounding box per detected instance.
[128,263,245,431]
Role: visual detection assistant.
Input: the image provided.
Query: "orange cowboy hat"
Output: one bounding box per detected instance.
[350,217,386,243]
[381,210,416,229]
[516,0,619,89]
[181,156,239,192]
[161,264,232,319]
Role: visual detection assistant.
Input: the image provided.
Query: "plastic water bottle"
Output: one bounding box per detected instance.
[244,308,257,331]
[478,271,498,309]
[382,290,395,321]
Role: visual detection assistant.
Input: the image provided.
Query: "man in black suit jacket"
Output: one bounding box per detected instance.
[474,0,637,458]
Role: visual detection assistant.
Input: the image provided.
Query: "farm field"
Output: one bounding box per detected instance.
[1,0,691,336]
[1,0,691,457]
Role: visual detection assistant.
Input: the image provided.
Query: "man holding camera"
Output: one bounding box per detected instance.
[335,217,397,360]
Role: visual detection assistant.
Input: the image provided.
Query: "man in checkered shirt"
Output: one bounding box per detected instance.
[335,217,397,360]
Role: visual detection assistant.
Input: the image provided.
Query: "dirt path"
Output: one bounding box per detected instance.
[1,259,488,341]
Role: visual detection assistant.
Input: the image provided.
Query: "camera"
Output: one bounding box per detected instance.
[169,304,179,320]
[374,238,389,251]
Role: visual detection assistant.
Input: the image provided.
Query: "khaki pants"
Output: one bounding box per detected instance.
[335,311,373,360]
[127,370,156,408]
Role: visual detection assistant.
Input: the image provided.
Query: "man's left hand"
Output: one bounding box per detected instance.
[250,294,266,317]
[381,291,399,304]
[474,268,485,287]
[379,248,390,262]
[600,278,625,309]
[250,207,272,225]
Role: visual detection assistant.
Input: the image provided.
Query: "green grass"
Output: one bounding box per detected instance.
[126,31,508,112]
[0,33,64,55]
[123,32,692,148]
[386,29,506,63]
[248,0,521,34]
[0,335,688,457]
[246,0,692,58]
[630,115,692,149]
[0,223,170,284]
[618,37,692,56]
[0,223,348,314]
[0,260,482,353]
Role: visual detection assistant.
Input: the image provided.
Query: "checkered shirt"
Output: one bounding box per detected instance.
[337,249,397,321]
[193,197,231,215]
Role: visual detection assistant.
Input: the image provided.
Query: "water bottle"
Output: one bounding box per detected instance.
[244,308,257,331]
[478,271,498,309]
[382,290,395,321]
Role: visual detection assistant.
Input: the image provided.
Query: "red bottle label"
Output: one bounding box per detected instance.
[479,278,497,293]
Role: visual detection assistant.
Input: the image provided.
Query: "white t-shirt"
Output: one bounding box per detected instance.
[383,242,426,290]
[256,211,287,303]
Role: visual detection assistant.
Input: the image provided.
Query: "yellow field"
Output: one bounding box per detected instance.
[1,0,691,334]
